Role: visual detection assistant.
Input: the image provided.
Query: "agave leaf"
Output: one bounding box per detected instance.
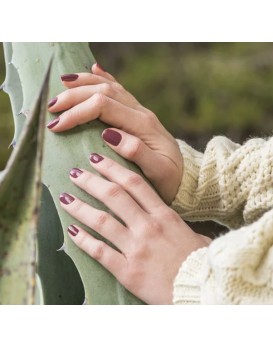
[0,62,49,304]
[6,42,144,304]
[36,184,84,304]
[2,42,25,146]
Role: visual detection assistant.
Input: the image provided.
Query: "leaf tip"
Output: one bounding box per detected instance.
[56,243,66,252]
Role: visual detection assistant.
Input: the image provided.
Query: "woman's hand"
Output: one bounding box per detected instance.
[60,153,211,305]
[47,63,183,204]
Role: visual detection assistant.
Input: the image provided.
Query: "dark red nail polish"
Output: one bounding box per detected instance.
[48,97,57,108]
[61,74,79,82]
[70,168,83,178]
[96,63,106,72]
[47,117,60,129]
[67,225,79,236]
[102,129,122,146]
[59,193,75,205]
[89,153,104,164]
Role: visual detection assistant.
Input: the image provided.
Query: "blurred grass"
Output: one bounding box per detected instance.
[91,43,273,147]
[1,43,273,169]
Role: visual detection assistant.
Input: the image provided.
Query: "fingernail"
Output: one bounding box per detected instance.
[47,117,60,129]
[102,129,122,146]
[89,153,104,164]
[61,74,79,82]
[67,225,79,236]
[59,193,75,205]
[70,168,83,178]
[48,97,57,108]
[96,63,106,72]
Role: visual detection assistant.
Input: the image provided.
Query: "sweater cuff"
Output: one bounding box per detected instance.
[173,247,208,305]
[171,139,203,210]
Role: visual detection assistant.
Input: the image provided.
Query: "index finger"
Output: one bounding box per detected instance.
[60,72,112,88]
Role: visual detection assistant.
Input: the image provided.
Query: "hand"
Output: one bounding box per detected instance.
[47,63,183,204]
[60,153,211,305]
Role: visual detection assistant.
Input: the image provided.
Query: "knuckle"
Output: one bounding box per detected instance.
[70,200,84,214]
[144,110,158,127]
[83,175,95,190]
[100,83,113,96]
[126,138,142,159]
[104,159,115,171]
[91,241,105,260]
[62,88,73,101]
[105,183,122,198]
[113,82,124,92]
[77,232,88,249]
[93,92,107,108]
[93,211,109,229]
[124,173,143,189]
[158,207,181,223]
[63,107,80,123]
[142,219,162,236]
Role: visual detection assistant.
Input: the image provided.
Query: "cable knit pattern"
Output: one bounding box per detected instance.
[171,136,272,229]
[171,136,273,304]
[174,209,273,304]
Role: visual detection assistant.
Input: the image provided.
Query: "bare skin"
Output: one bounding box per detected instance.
[48,63,211,304]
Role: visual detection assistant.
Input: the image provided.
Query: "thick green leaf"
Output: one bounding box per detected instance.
[5,42,144,304]
[37,184,84,304]
[0,64,48,304]
[2,42,25,146]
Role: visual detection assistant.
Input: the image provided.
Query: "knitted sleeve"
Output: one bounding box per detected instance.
[171,136,273,229]
[173,208,273,304]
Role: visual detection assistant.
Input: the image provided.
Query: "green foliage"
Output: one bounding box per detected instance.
[0,63,47,304]
[0,44,13,169]
[2,42,143,304]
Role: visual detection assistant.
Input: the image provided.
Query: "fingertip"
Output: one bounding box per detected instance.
[102,128,122,146]
[46,117,60,130]
[92,63,116,82]
[92,62,106,74]
[59,192,75,205]
[60,74,79,82]
[89,153,104,164]
[69,168,84,179]
[48,97,58,108]
[67,224,79,237]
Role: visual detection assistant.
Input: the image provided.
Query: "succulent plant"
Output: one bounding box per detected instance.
[0,42,144,304]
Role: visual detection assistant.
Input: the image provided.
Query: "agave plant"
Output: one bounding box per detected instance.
[0,42,144,304]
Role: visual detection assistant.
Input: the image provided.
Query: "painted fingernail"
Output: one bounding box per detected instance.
[47,117,60,129]
[89,153,104,164]
[70,168,83,178]
[48,97,57,108]
[61,74,79,82]
[59,193,75,205]
[67,225,79,236]
[96,63,106,72]
[102,129,122,146]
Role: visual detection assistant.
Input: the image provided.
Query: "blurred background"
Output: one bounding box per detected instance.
[1,43,273,236]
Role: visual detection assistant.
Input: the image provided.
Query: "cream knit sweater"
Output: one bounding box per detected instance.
[171,136,273,304]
